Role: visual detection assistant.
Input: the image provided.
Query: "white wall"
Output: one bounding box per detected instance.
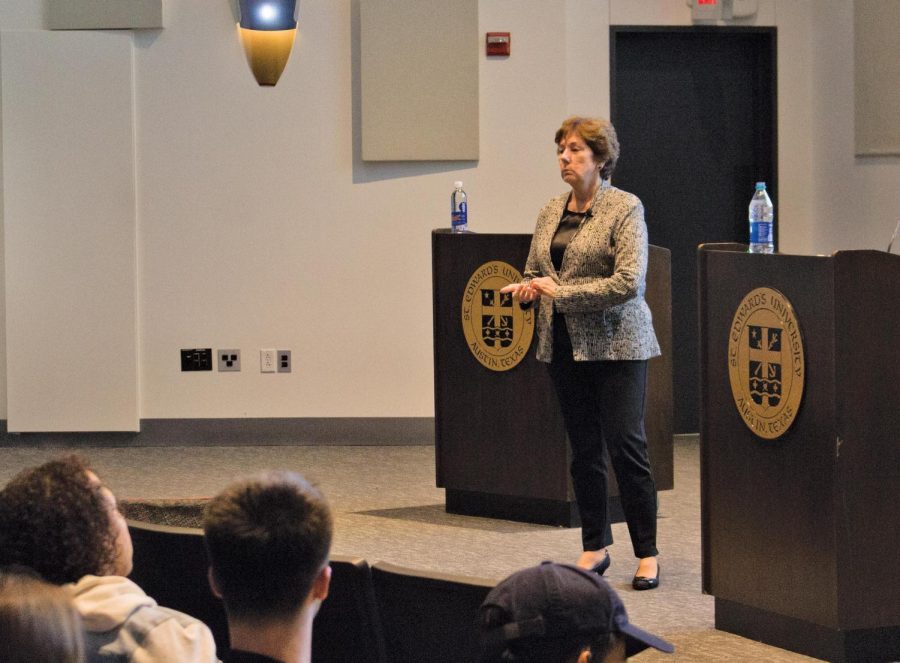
[0,1,897,424]
[808,1,900,253]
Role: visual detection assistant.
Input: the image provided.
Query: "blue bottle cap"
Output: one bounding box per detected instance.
[755,181,766,190]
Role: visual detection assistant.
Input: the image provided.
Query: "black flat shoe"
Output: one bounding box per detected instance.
[632,564,660,590]
[589,551,611,576]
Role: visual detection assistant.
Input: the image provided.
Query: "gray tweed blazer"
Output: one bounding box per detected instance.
[524,181,661,363]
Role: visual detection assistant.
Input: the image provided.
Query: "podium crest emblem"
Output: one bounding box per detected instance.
[728,287,805,439]
[461,261,535,371]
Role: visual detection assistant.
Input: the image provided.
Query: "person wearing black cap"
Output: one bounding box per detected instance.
[478,562,674,662]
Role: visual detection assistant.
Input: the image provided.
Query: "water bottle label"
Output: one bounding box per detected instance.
[452,202,467,229]
[750,221,772,244]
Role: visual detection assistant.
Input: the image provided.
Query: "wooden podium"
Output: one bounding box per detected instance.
[432,230,672,527]
[698,244,900,662]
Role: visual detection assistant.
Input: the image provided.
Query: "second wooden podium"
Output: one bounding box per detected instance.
[698,244,900,662]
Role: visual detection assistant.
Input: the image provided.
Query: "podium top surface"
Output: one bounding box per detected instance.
[698,242,900,261]
[432,228,528,237]
[434,229,671,257]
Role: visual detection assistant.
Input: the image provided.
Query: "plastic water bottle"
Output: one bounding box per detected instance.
[451,181,468,233]
[748,182,774,254]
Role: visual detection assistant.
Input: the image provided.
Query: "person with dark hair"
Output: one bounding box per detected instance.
[478,562,674,662]
[0,568,85,663]
[501,116,662,589]
[0,456,218,662]
[203,470,333,663]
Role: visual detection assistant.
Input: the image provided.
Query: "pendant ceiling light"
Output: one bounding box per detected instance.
[238,0,299,86]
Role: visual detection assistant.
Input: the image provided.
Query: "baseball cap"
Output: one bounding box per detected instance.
[479,561,674,660]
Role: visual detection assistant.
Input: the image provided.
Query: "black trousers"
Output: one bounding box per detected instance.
[548,351,659,558]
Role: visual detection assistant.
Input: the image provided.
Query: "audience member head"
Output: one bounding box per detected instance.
[0,567,85,663]
[0,455,132,585]
[479,562,674,663]
[555,116,620,180]
[203,470,333,623]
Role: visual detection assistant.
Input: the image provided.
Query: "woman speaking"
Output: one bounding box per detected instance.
[501,116,661,590]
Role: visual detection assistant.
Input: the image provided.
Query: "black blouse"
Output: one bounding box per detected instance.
[551,209,588,272]
[550,209,589,358]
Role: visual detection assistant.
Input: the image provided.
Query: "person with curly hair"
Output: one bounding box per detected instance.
[0,455,219,662]
[0,567,85,663]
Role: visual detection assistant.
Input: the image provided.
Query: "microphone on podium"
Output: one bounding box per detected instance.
[888,220,900,254]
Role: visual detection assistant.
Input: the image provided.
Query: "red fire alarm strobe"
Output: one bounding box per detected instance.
[486,32,510,57]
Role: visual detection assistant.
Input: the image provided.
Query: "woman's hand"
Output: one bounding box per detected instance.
[528,276,557,299]
[500,281,540,303]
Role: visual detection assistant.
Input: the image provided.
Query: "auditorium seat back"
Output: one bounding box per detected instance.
[126,519,230,654]
[313,555,388,663]
[128,514,493,662]
[128,519,388,662]
[371,561,496,663]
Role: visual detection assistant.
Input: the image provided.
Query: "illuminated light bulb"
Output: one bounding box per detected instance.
[257,4,278,24]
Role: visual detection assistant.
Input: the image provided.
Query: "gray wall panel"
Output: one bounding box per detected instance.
[361,0,479,161]
[854,1,900,155]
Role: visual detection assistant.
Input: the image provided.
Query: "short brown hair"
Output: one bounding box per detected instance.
[203,471,333,621]
[555,116,620,180]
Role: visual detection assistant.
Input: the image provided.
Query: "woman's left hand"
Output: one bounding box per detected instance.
[529,276,557,299]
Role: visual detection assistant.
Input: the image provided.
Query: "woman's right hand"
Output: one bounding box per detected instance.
[500,282,539,303]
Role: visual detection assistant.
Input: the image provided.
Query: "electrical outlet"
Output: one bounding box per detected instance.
[277,349,291,373]
[218,349,241,372]
[181,348,213,371]
[260,349,277,373]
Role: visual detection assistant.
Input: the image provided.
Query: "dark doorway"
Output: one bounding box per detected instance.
[611,26,777,433]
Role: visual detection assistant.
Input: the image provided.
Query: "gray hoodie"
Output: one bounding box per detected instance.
[67,574,219,663]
